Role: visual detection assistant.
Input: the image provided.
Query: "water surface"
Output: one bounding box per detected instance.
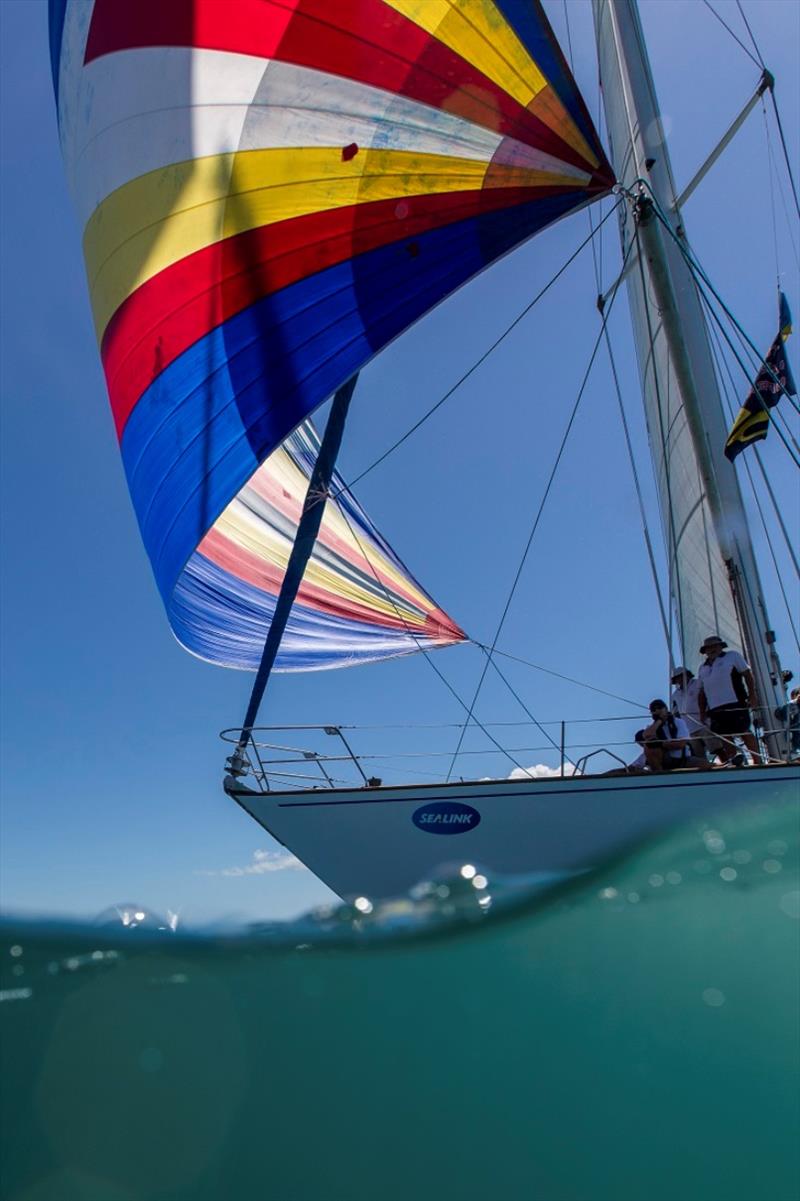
[2,800,798,1201]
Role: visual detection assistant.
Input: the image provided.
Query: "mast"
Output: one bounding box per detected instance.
[593,0,785,754]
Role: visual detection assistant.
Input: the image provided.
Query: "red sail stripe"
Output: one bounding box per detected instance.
[102,184,577,438]
[198,526,464,638]
[244,469,447,613]
[84,0,594,175]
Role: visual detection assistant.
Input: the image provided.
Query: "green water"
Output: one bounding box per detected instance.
[2,801,798,1201]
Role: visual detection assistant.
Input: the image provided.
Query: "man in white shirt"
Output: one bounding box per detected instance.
[697,635,763,765]
[670,666,709,758]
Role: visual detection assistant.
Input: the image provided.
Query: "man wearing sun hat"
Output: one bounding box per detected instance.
[697,635,763,765]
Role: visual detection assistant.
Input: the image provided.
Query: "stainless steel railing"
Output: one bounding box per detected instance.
[221,709,795,793]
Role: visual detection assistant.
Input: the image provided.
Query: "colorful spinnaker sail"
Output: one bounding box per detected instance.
[175,418,466,669]
[49,0,613,670]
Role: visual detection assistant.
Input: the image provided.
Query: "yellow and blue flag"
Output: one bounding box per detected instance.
[725,293,796,462]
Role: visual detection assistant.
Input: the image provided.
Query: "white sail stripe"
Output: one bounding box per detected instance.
[69,48,589,226]
[54,0,95,191]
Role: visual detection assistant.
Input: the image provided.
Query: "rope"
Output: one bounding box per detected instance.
[444,233,637,782]
[332,201,622,498]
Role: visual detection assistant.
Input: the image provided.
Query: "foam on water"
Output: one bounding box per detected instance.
[1,800,798,1201]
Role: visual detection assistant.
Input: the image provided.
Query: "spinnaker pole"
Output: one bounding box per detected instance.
[593,0,786,757]
[236,376,358,751]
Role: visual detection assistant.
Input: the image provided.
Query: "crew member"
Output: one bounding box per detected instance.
[697,635,763,765]
[774,686,800,759]
[670,666,709,758]
[640,699,711,772]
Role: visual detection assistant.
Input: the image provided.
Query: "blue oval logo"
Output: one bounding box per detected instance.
[412,801,481,835]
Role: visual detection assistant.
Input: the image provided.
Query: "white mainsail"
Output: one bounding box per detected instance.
[593,0,784,725]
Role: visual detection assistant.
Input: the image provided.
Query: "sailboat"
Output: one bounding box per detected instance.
[50,0,798,903]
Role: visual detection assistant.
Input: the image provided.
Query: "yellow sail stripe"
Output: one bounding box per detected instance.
[248,447,434,612]
[384,0,546,108]
[213,498,428,625]
[85,146,585,341]
[384,0,598,168]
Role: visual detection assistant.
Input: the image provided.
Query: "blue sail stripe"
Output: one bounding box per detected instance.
[121,192,582,602]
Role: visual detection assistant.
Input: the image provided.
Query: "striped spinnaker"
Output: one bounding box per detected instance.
[50,0,612,670]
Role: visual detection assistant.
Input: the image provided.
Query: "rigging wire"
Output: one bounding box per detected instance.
[759,99,778,284]
[649,197,800,429]
[598,296,673,652]
[735,0,766,69]
[578,35,673,655]
[730,0,800,216]
[332,200,622,499]
[480,647,575,766]
[630,211,686,664]
[703,0,798,219]
[326,455,549,780]
[472,643,645,709]
[705,301,800,603]
[561,0,575,69]
[762,100,800,274]
[768,89,800,223]
[656,198,800,417]
[692,279,800,469]
[701,0,761,68]
[443,232,638,783]
[314,201,632,780]
[762,99,785,287]
[697,274,800,658]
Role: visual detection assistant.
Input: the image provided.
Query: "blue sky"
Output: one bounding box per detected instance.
[2,0,798,924]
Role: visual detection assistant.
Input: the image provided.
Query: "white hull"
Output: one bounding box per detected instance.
[228,765,799,901]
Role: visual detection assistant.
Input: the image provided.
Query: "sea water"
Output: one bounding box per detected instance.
[1,800,798,1201]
